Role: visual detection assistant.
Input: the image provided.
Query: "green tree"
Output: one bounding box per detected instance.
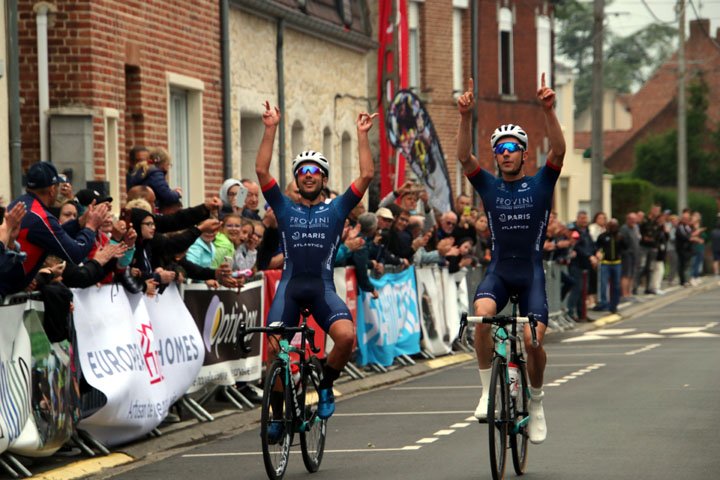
[555,0,676,117]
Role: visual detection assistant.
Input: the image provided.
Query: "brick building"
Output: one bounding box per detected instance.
[16,0,223,207]
[575,19,720,174]
[404,0,556,198]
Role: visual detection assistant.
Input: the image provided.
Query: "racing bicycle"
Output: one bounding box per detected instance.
[238,309,327,480]
[458,295,538,480]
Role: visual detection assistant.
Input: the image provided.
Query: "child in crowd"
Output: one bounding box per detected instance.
[126,147,182,211]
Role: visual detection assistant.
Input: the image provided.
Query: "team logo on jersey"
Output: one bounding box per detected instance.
[292,231,326,240]
[518,182,530,193]
[498,213,531,222]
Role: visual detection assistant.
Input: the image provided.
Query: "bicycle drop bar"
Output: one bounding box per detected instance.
[237,321,321,354]
[458,312,539,348]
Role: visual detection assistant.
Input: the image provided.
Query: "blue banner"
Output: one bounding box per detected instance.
[356,267,421,366]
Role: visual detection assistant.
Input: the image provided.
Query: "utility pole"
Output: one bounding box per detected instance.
[676,0,688,212]
[590,0,604,217]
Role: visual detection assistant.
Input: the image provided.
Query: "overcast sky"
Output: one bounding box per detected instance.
[605,0,720,37]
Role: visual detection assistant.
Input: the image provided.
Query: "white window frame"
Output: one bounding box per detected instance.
[408,1,421,91]
[452,0,468,98]
[341,131,352,189]
[103,108,120,214]
[166,72,204,206]
[498,7,514,96]
[536,14,552,90]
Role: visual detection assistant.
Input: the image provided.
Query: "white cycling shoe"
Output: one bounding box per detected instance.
[528,391,547,444]
[474,392,489,420]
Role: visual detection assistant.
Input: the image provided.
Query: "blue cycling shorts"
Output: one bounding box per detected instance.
[474,258,549,326]
[268,274,353,332]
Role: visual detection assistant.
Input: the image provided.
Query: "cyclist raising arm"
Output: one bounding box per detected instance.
[456,74,565,444]
[256,101,377,420]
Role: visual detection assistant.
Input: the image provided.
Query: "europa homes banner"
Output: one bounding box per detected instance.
[72,284,204,446]
[386,90,454,213]
[0,303,32,455]
[356,267,421,367]
[183,280,264,392]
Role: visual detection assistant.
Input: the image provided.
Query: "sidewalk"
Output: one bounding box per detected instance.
[26,277,720,480]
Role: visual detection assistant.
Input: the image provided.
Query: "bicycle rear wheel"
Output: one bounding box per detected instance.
[510,363,529,475]
[261,360,293,480]
[488,356,509,480]
[299,358,327,472]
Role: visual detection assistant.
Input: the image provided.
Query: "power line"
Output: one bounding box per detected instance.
[688,0,720,51]
[639,0,680,23]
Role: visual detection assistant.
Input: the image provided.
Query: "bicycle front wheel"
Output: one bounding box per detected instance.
[510,363,529,475]
[488,356,509,480]
[299,358,327,472]
[261,360,293,480]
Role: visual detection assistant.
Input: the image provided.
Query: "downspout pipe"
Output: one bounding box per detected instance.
[8,0,22,197]
[35,3,51,164]
[221,0,232,180]
[276,18,286,189]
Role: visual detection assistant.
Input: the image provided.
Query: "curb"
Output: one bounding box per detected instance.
[34,281,719,479]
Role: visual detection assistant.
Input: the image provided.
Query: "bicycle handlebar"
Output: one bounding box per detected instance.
[458,312,539,348]
[237,321,321,354]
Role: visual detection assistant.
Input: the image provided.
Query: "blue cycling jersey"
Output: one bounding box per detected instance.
[262,178,362,330]
[466,161,561,324]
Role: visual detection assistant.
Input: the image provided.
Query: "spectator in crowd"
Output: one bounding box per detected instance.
[240,179,261,220]
[588,212,607,242]
[689,211,706,285]
[665,213,679,284]
[437,211,457,241]
[636,204,662,294]
[255,205,282,270]
[285,180,301,203]
[127,185,157,206]
[675,209,695,287]
[212,214,256,272]
[375,207,395,231]
[350,212,380,299]
[474,213,491,265]
[186,226,218,270]
[619,212,640,300]
[446,237,478,274]
[406,215,443,266]
[567,211,596,320]
[127,147,182,211]
[712,215,720,276]
[453,205,476,244]
[56,173,74,206]
[247,220,264,272]
[386,208,415,264]
[649,211,669,295]
[57,200,79,224]
[219,178,242,217]
[127,145,149,186]
[347,201,365,227]
[594,218,626,313]
[454,194,472,219]
[0,162,109,296]
[0,201,27,277]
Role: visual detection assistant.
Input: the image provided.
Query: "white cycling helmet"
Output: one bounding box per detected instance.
[490,124,529,151]
[292,150,329,177]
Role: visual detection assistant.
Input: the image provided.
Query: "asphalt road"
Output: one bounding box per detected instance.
[109,288,720,480]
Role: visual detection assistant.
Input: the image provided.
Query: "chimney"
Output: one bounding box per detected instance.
[689,19,710,39]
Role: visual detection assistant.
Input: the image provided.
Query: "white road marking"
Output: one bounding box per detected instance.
[450,423,470,428]
[622,333,664,339]
[545,363,606,388]
[392,386,480,390]
[183,447,424,457]
[659,327,707,334]
[625,343,661,355]
[417,437,439,444]
[335,411,472,417]
[433,429,455,435]
[593,329,637,335]
[465,416,476,421]
[670,332,720,338]
[561,335,609,343]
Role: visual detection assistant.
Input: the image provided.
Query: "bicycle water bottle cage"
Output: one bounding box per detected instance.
[509,293,520,305]
[300,308,311,318]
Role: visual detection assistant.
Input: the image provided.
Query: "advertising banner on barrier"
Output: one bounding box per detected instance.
[440,269,461,345]
[415,266,452,356]
[73,284,204,446]
[0,303,32,455]
[356,267,421,366]
[183,280,264,392]
[9,304,79,457]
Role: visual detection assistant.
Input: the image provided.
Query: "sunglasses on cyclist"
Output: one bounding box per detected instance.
[493,142,524,154]
[297,165,321,176]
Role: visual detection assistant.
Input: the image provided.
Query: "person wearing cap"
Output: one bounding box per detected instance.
[456,74,565,444]
[219,178,242,217]
[0,162,110,296]
[255,100,376,423]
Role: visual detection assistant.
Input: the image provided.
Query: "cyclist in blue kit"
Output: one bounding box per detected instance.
[456,75,565,444]
[255,101,377,421]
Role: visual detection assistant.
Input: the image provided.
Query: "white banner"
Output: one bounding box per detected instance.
[0,303,32,454]
[73,284,204,446]
[440,268,461,344]
[415,266,451,356]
